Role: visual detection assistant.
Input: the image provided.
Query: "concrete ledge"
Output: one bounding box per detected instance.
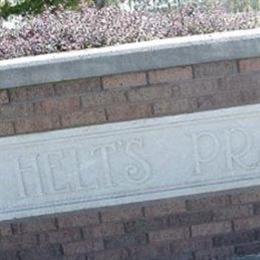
[0,103,260,221]
[0,28,260,89]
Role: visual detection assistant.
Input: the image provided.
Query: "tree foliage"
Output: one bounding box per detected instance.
[0,0,93,18]
[0,0,259,18]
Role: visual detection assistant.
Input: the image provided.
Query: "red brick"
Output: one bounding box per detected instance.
[0,250,19,260]
[171,238,213,254]
[106,103,152,122]
[255,85,260,97]
[195,246,234,260]
[39,228,82,245]
[127,84,174,102]
[103,72,147,89]
[0,103,34,119]
[240,88,260,103]
[123,217,168,234]
[218,73,260,92]
[104,233,147,249]
[12,217,57,234]
[210,89,258,109]
[235,242,260,256]
[0,121,14,136]
[171,252,193,260]
[239,58,260,72]
[34,96,80,115]
[191,221,232,237]
[153,98,196,116]
[0,223,12,237]
[195,94,218,110]
[57,211,99,228]
[127,243,172,259]
[81,90,126,108]
[54,78,101,96]
[88,248,129,260]
[186,194,231,211]
[63,255,87,260]
[10,84,55,102]
[84,223,124,239]
[0,233,37,250]
[195,90,246,111]
[19,244,62,260]
[234,215,260,231]
[212,204,253,221]
[213,230,256,247]
[0,90,9,105]
[144,199,186,218]
[168,211,212,227]
[148,67,192,84]
[193,61,238,78]
[61,109,106,127]
[253,228,260,241]
[62,240,104,255]
[231,189,260,204]
[100,205,143,223]
[252,202,260,215]
[149,227,190,243]
[15,115,60,133]
[93,249,129,260]
[179,78,219,98]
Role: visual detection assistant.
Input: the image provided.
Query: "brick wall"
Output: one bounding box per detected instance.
[1,58,260,137]
[0,57,260,259]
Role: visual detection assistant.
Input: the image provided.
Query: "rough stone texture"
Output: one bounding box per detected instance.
[0,56,260,259]
[102,72,147,89]
[234,216,260,232]
[9,84,55,102]
[0,121,14,136]
[0,90,9,105]
[193,61,238,78]
[191,221,232,237]
[106,103,152,121]
[149,227,190,242]
[239,58,260,73]
[34,96,80,115]
[61,109,106,127]
[1,188,260,259]
[15,115,60,134]
[148,67,192,84]
[144,199,186,218]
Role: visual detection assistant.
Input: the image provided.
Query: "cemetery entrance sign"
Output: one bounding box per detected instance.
[0,104,260,221]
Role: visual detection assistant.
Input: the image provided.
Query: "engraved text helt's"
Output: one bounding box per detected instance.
[0,104,260,220]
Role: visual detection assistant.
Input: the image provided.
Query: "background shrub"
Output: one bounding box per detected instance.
[119,0,259,12]
[0,3,258,60]
[0,0,93,18]
[0,0,259,17]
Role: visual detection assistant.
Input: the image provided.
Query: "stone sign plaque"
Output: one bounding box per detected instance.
[0,104,260,221]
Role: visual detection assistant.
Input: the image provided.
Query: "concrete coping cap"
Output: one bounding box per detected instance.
[0,28,260,89]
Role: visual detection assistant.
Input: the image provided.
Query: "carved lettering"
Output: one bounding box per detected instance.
[73,148,99,190]
[124,138,152,184]
[16,155,45,198]
[225,128,259,172]
[1,104,259,222]
[191,128,260,175]
[192,132,220,174]
[46,152,70,193]
[91,143,117,188]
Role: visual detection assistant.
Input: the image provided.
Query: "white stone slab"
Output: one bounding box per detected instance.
[0,104,260,221]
